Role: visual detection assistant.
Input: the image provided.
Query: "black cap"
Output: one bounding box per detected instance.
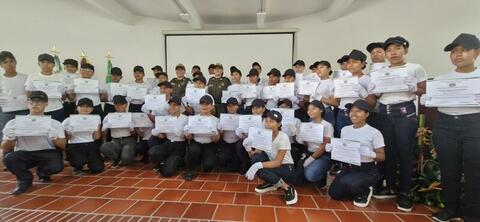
[316,60,331,69]
[175,64,185,70]
[192,65,201,70]
[193,76,207,84]
[345,99,371,112]
[158,81,172,88]
[77,98,94,107]
[309,64,314,70]
[230,67,242,75]
[133,65,144,73]
[168,96,181,105]
[366,42,384,53]
[252,62,261,68]
[247,68,259,77]
[309,100,325,111]
[251,99,265,108]
[208,64,215,69]
[383,36,409,50]
[111,67,122,76]
[199,95,213,105]
[156,72,168,78]
[266,110,282,123]
[444,33,480,52]
[277,99,292,108]
[28,91,48,102]
[38,53,54,63]
[293,60,305,67]
[336,55,349,64]
[347,49,367,63]
[192,71,203,78]
[81,63,94,72]
[226,97,239,105]
[282,69,295,78]
[213,63,223,69]
[63,59,78,67]
[151,65,163,71]
[267,68,281,77]
[113,95,128,104]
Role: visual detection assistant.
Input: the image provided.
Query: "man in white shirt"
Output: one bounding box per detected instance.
[2,91,66,195]
[366,42,388,73]
[62,59,80,117]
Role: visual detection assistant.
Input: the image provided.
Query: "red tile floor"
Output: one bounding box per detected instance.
[0,162,438,222]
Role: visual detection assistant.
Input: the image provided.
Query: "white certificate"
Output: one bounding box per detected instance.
[249,127,272,152]
[370,69,409,93]
[144,94,166,110]
[109,83,129,99]
[262,86,276,99]
[155,116,178,134]
[333,76,360,98]
[69,114,100,132]
[298,80,319,95]
[221,90,237,103]
[271,108,295,124]
[219,114,239,131]
[425,77,480,107]
[32,81,63,98]
[107,113,132,128]
[14,115,51,136]
[238,115,263,131]
[132,113,153,127]
[275,83,295,98]
[228,84,242,93]
[0,95,28,112]
[127,86,148,100]
[298,122,324,143]
[330,138,361,166]
[188,116,214,134]
[185,87,206,105]
[74,78,99,94]
[241,84,258,99]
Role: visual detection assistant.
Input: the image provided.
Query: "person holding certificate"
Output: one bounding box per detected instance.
[128,65,149,112]
[148,71,168,95]
[183,95,220,181]
[2,91,66,195]
[133,113,154,164]
[226,67,244,113]
[0,51,29,140]
[243,110,298,205]
[182,76,213,115]
[242,68,264,114]
[149,97,188,177]
[372,36,427,212]
[309,61,338,129]
[142,81,173,119]
[217,97,242,172]
[296,100,334,188]
[366,42,388,73]
[62,98,104,175]
[282,69,305,121]
[25,53,67,122]
[427,33,480,222]
[328,99,385,208]
[104,67,124,115]
[264,68,281,109]
[207,63,231,115]
[100,95,136,167]
[170,63,192,99]
[275,99,303,164]
[61,59,80,118]
[73,63,107,119]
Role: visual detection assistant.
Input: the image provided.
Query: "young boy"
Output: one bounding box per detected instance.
[62,59,80,117]
[170,63,192,98]
[128,65,149,112]
[217,97,242,172]
[149,72,169,94]
[73,63,106,119]
[264,68,281,109]
[105,67,124,115]
[336,55,349,71]
[242,68,264,114]
[100,95,136,167]
[62,98,104,174]
[366,42,388,72]
[2,91,66,194]
[149,97,188,177]
[207,63,231,114]
[183,95,220,181]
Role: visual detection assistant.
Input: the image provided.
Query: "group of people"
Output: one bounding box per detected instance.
[1,33,479,222]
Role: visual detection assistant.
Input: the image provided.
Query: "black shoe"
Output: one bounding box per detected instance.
[39,177,51,183]
[353,187,373,208]
[73,169,83,175]
[329,163,342,176]
[372,187,397,199]
[183,171,197,181]
[395,193,413,212]
[284,186,298,205]
[431,209,461,222]
[111,160,120,168]
[11,183,32,195]
[254,183,279,194]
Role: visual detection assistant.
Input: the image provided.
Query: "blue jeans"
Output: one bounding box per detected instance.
[251,152,295,184]
[335,109,352,135]
[304,154,331,183]
[0,109,29,139]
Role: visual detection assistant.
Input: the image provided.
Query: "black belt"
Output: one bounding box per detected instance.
[439,112,480,119]
[378,101,415,115]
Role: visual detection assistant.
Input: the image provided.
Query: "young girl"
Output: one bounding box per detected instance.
[128,65,148,112]
[328,99,385,208]
[182,76,214,115]
[264,68,281,109]
[244,110,298,205]
[242,68,264,114]
[104,67,124,115]
[310,61,337,128]
[217,97,242,172]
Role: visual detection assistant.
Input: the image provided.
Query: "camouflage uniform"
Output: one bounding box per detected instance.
[170,77,192,98]
[207,76,231,115]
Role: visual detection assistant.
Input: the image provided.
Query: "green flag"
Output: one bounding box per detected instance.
[106,58,112,83]
[54,55,62,73]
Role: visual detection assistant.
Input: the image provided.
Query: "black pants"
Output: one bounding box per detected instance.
[3,149,64,184]
[63,101,76,118]
[66,142,104,173]
[375,101,418,194]
[368,112,386,189]
[149,140,186,177]
[236,139,251,172]
[103,103,116,115]
[290,143,307,167]
[328,163,380,200]
[129,103,143,113]
[134,140,150,161]
[185,141,218,172]
[433,113,480,219]
[218,140,241,172]
[46,108,66,122]
[251,152,295,184]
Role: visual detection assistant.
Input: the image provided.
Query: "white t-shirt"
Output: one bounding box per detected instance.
[182,92,214,114]
[340,124,385,163]
[261,131,294,165]
[217,114,240,144]
[0,73,29,112]
[25,73,66,112]
[102,113,133,138]
[435,69,480,115]
[379,63,427,105]
[75,78,106,106]
[62,116,99,144]
[310,79,335,107]
[302,119,334,153]
[281,118,301,144]
[336,74,374,109]
[152,114,187,142]
[2,117,65,151]
[184,115,219,144]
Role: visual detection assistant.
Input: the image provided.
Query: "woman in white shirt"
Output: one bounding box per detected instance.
[310,61,337,130]
[128,65,148,113]
[217,97,242,172]
[242,68,263,114]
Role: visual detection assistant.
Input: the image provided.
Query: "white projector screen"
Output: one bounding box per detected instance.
[165,32,294,80]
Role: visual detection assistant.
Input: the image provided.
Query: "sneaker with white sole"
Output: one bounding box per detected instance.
[255,183,279,194]
[285,186,298,205]
[353,186,373,208]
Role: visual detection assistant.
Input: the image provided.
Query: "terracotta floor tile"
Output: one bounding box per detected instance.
[134,178,162,188]
[235,192,261,205]
[40,197,84,211]
[91,177,120,185]
[365,212,402,222]
[105,187,139,199]
[262,194,285,206]
[181,190,211,202]
[117,170,143,177]
[245,206,276,222]
[304,209,339,222]
[137,171,159,178]
[396,214,434,222]
[207,191,235,204]
[100,169,124,177]
[56,185,93,196]
[156,180,183,189]
[183,203,217,220]
[31,184,69,195]
[225,182,249,192]
[201,181,226,191]
[179,181,205,189]
[129,188,162,200]
[70,176,100,185]
[196,173,219,181]
[15,196,58,209]
[342,200,377,212]
[95,199,137,214]
[335,211,370,222]
[123,200,161,216]
[213,205,245,221]
[0,195,35,207]
[217,174,239,182]
[153,202,189,218]
[68,198,110,212]
[155,189,185,201]
[113,178,142,186]
[276,207,308,222]
[295,195,318,208]
[80,186,113,197]
[313,196,347,210]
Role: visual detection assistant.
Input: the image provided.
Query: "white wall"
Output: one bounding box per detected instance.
[0,0,478,83]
